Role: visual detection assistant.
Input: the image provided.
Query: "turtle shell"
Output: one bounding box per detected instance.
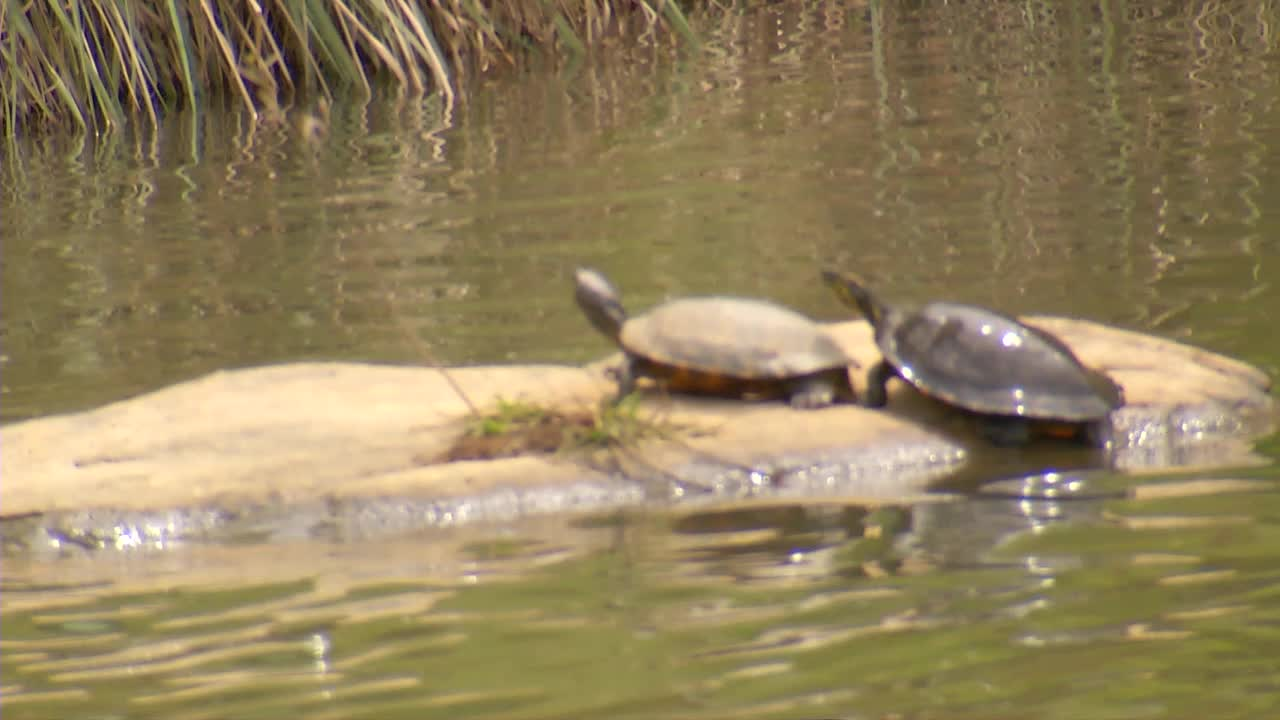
[877,302,1123,420]
[620,297,850,388]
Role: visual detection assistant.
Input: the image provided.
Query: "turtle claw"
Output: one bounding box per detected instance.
[788,393,833,409]
[787,382,836,409]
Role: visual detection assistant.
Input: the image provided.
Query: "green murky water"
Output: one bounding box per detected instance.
[3,2,1279,717]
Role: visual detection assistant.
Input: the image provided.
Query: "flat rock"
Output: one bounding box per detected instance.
[1,318,1273,546]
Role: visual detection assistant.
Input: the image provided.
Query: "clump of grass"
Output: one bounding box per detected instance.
[433,394,675,463]
[564,392,668,450]
[466,397,555,439]
[2,0,697,139]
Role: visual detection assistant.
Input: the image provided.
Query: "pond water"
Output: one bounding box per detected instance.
[3,2,1279,718]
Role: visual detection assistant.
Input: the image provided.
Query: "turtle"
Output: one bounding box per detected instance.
[574,268,858,408]
[820,269,1125,444]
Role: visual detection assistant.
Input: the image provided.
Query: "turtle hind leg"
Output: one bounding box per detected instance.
[1083,419,1114,448]
[612,355,641,403]
[786,373,837,409]
[862,360,895,408]
[976,416,1033,446]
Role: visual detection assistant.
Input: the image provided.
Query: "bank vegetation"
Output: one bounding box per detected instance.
[1,0,694,137]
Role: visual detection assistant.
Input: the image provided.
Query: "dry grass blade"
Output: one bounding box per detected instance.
[372,1,428,91]
[197,0,258,120]
[333,2,409,90]
[390,0,455,105]
[458,0,507,58]
[236,3,293,99]
[98,0,160,128]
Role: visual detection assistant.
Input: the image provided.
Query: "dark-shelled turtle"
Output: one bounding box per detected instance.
[821,269,1124,443]
[574,268,858,408]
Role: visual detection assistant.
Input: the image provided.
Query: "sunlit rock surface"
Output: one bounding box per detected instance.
[1,318,1272,548]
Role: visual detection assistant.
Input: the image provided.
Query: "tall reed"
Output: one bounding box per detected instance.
[1,0,695,138]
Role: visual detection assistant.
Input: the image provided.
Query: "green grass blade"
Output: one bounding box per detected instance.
[303,0,366,88]
[42,59,89,132]
[77,2,126,127]
[163,0,200,115]
[538,0,586,57]
[90,1,143,119]
[43,0,113,128]
[2,5,46,132]
[658,0,699,48]
[106,0,161,127]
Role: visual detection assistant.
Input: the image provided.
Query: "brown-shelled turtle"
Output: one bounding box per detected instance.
[821,269,1125,444]
[574,268,858,408]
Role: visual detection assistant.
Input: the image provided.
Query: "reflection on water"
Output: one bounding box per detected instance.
[5,471,1280,718]
[2,1,1278,717]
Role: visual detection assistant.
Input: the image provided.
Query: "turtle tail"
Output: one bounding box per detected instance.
[820,269,886,325]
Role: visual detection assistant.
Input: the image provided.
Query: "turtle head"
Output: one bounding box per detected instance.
[821,269,888,327]
[574,267,628,343]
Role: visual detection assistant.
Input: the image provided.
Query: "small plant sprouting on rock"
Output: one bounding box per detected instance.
[468,398,554,439]
[564,393,664,450]
[432,394,677,463]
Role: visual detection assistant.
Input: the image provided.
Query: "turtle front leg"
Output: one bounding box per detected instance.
[862,360,895,408]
